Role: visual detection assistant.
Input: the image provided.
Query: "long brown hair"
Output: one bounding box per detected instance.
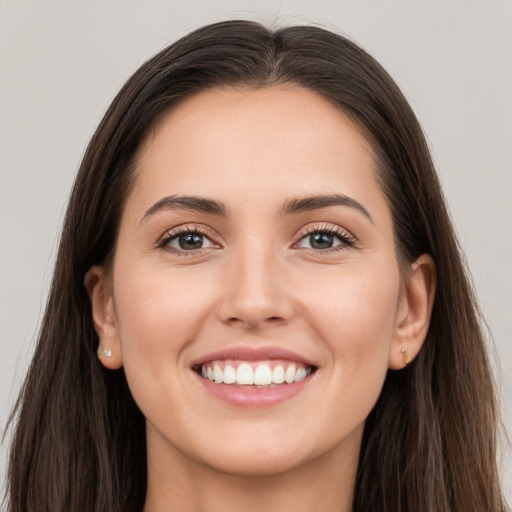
[4,20,507,512]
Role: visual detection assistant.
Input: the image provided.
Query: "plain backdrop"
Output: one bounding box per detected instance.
[1,0,511,501]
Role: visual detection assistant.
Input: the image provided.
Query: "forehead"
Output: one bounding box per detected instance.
[142,85,373,162]
[139,86,376,184]
[123,85,387,226]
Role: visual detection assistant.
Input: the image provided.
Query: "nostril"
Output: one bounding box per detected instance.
[225,315,285,329]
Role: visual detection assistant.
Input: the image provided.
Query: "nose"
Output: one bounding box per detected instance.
[218,244,294,330]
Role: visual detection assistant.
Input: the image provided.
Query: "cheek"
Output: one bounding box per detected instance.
[111,261,216,380]
[301,262,400,373]
[110,261,225,434]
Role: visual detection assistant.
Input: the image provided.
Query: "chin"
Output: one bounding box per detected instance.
[185,428,324,478]
[203,449,306,478]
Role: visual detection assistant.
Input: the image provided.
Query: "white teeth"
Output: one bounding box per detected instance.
[236,363,254,385]
[254,364,272,385]
[284,364,296,384]
[200,361,313,386]
[272,365,285,384]
[295,367,308,382]
[223,365,237,384]
[213,364,223,383]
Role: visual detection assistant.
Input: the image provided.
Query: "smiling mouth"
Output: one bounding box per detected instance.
[193,360,317,387]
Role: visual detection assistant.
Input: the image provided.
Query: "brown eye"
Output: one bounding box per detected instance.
[164,231,216,251]
[177,233,204,250]
[309,232,335,249]
[296,230,346,250]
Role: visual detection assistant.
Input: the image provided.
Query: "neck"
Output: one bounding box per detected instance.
[143,425,362,512]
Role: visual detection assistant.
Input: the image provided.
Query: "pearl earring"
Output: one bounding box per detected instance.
[98,347,112,359]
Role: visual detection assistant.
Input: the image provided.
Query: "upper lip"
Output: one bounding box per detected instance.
[191,346,318,368]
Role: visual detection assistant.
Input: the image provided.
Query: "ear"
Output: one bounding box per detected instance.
[84,266,123,370]
[389,254,436,370]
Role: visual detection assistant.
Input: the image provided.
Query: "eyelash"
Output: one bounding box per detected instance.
[157,224,220,257]
[157,223,357,256]
[294,224,357,253]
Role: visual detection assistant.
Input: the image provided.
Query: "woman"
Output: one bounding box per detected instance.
[4,20,507,512]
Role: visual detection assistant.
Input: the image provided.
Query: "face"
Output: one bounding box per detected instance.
[94,86,412,477]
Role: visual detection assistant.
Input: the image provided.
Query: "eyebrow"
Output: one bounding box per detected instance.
[279,194,373,223]
[140,195,229,225]
[140,193,373,226]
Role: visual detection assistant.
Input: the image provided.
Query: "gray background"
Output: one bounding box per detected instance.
[1,0,511,501]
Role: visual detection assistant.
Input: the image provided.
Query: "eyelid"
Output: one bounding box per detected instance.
[157,223,222,251]
[156,222,357,255]
[293,223,358,250]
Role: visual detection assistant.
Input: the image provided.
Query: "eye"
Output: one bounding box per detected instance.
[168,232,214,250]
[295,226,355,251]
[296,232,343,250]
[158,226,218,253]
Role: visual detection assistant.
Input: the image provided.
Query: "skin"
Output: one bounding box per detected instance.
[86,86,436,512]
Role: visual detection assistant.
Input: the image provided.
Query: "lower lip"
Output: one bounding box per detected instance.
[194,372,313,407]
